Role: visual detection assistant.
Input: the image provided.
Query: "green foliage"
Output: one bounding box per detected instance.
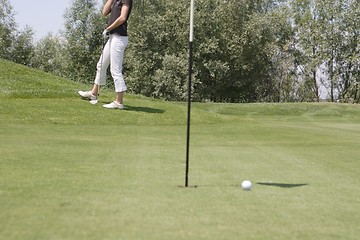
[290,0,359,102]
[32,33,66,76]
[152,53,189,100]
[62,0,105,83]
[0,0,35,66]
[2,0,359,103]
[125,0,190,99]
[0,0,17,59]
[11,26,35,65]
[126,0,294,102]
[194,0,295,102]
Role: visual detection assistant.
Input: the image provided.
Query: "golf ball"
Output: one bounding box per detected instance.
[241,180,252,190]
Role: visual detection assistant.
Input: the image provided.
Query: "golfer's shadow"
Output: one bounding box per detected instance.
[124,105,164,113]
[257,182,308,188]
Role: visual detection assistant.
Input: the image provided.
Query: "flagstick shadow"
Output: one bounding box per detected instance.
[177,185,199,189]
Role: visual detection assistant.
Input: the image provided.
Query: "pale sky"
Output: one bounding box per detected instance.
[10,0,102,41]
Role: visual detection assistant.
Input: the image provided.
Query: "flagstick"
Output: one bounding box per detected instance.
[185,0,194,188]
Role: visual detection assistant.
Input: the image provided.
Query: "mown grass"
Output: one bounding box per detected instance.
[1,59,360,240]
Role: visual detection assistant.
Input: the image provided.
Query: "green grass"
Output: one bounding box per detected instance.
[1,58,360,239]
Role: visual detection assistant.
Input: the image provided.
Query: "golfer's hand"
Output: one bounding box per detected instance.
[102,29,110,37]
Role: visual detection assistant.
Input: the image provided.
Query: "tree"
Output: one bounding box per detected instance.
[125,0,191,99]
[0,0,17,60]
[11,26,35,65]
[291,0,359,102]
[32,33,65,76]
[266,4,298,102]
[291,0,322,102]
[62,0,104,83]
[126,0,293,102]
[336,0,359,103]
[189,0,294,102]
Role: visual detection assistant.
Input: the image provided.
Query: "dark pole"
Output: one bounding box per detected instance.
[185,41,193,187]
[185,0,194,187]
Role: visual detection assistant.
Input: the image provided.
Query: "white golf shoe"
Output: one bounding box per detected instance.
[78,90,97,100]
[103,101,125,110]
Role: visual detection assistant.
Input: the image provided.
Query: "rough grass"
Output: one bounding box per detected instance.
[1,59,360,240]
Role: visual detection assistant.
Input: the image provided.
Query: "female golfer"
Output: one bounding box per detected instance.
[78,0,132,109]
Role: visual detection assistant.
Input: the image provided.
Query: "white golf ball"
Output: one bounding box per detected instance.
[241,180,252,190]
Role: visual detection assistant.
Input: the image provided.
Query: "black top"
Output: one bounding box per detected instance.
[108,0,132,36]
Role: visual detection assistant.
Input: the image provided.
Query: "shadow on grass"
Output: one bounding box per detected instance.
[82,100,165,113]
[257,182,308,188]
[178,185,199,189]
[124,105,165,113]
[79,98,164,113]
[177,183,308,189]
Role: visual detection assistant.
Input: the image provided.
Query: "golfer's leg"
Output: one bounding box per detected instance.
[93,40,111,95]
[110,35,128,104]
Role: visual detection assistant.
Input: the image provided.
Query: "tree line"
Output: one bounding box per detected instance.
[1,0,359,103]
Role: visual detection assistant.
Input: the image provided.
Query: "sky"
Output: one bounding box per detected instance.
[10,0,102,41]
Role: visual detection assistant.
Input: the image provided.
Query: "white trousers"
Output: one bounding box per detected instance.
[94,34,128,92]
